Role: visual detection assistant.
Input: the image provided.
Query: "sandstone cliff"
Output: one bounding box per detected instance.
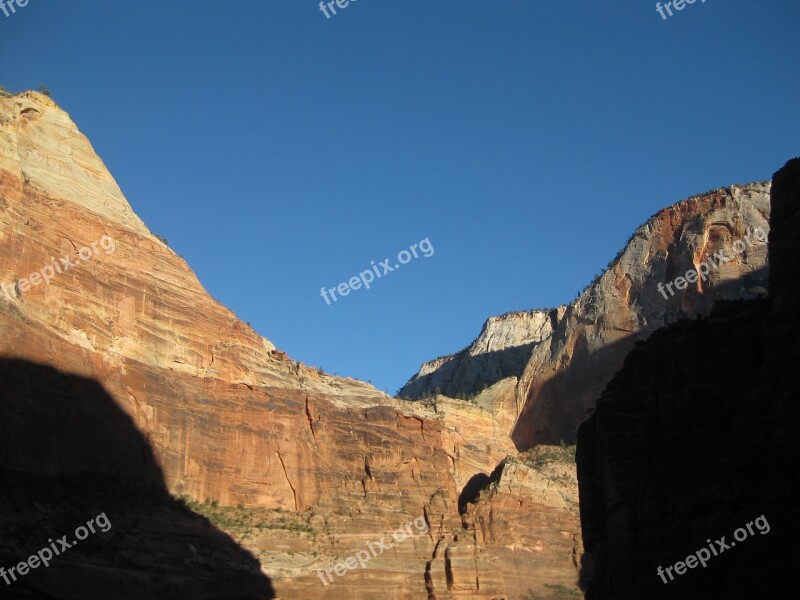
[576,158,800,599]
[461,446,582,599]
[0,91,582,599]
[401,308,568,435]
[400,183,771,449]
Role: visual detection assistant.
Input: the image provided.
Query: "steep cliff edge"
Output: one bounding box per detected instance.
[0,91,581,599]
[400,307,568,434]
[400,183,771,449]
[460,445,583,599]
[576,157,800,599]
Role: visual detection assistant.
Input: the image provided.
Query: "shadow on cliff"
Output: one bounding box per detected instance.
[510,266,769,450]
[575,157,800,600]
[576,297,798,599]
[0,358,276,600]
[457,462,505,515]
[400,342,539,398]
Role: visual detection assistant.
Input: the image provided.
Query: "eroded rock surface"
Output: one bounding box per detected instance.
[0,91,581,599]
[576,158,800,600]
[460,446,582,600]
[400,182,771,449]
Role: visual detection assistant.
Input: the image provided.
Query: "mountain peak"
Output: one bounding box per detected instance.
[0,90,149,235]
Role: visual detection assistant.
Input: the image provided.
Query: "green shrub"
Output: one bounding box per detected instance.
[175,496,315,536]
[522,584,582,599]
[521,444,577,468]
[544,583,582,598]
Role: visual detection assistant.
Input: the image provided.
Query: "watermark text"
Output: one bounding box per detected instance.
[1,512,111,586]
[320,237,434,305]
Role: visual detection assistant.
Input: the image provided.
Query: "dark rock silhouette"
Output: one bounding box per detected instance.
[0,359,275,599]
[577,158,800,599]
[400,184,772,451]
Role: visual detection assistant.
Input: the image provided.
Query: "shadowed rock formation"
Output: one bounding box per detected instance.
[0,358,276,599]
[400,184,771,450]
[576,157,800,599]
[0,91,583,598]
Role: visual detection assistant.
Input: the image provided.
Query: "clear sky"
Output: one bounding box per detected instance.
[2,0,798,394]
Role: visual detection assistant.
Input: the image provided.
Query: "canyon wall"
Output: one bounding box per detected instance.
[576,158,800,599]
[0,91,581,599]
[400,182,771,450]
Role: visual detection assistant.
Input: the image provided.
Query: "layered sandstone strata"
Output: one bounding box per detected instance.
[400,182,771,449]
[576,158,800,600]
[459,446,583,599]
[0,91,581,598]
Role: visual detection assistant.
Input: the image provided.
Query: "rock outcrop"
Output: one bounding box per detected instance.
[576,158,800,599]
[400,308,568,434]
[460,446,583,600]
[0,358,277,599]
[400,183,771,449]
[0,91,582,598]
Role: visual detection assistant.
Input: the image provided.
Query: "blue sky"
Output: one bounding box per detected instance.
[2,0,798,394]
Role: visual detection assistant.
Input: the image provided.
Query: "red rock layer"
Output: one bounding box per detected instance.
[0,91,582,598]
[401,183,771,451]
[576,158,800,600]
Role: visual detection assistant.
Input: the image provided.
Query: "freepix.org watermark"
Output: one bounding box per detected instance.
[656,514,770,584]
[320,237,434,305]
[317,515,429,586]
[657,226,766,300]
[1,512,111,586]
[0,235,116,301]
[656,0,707,21]
[0,0,31,18]
[319,0,358,20]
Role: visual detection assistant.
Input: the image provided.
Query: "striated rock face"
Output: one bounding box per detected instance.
[460,446,583,600]
[401,308,568,433]
[0,91,149,236]
[0,359,277,599]
[0,91,582,598]
[400,183,771,449]
[576,158,800,600]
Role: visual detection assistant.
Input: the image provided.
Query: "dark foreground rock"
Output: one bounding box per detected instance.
[577,157,800,600]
